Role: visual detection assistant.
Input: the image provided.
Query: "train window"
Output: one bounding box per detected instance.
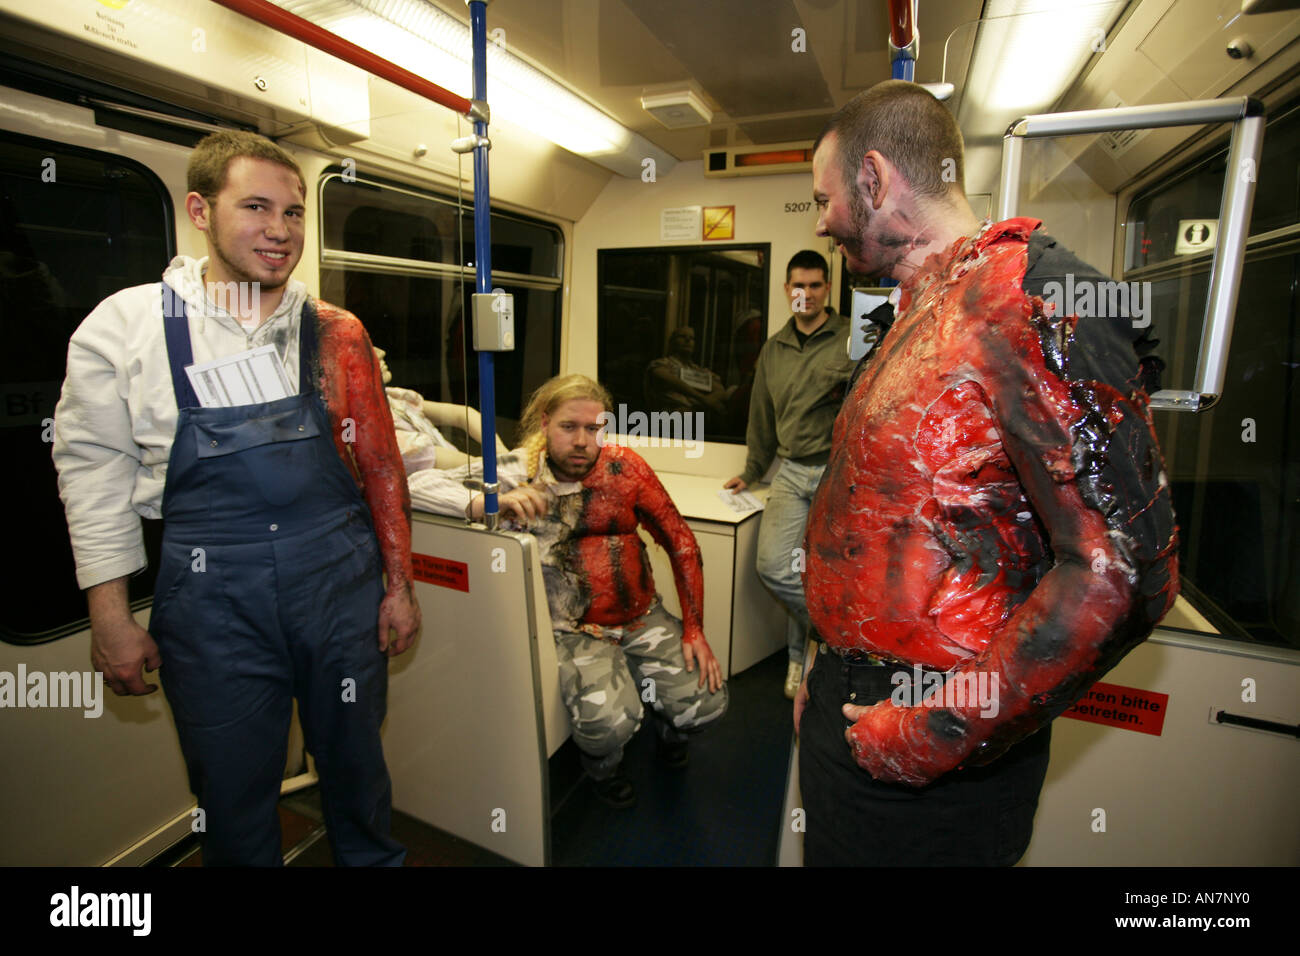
[1124,99,1300,650]
[1,129,173,644]
[596,244,770,444]
[319,172,563,444]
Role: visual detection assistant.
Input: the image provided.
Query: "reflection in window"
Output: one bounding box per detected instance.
[319,172,562,445]
[597,245,770,444]
[1,131,172,642]
[1124,100,1300,650]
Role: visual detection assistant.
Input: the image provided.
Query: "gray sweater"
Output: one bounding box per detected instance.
[739,309,857,485]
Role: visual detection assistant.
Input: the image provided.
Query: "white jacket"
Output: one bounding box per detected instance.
[52,256,307,589]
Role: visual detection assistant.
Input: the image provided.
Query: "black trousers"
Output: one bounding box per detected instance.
[799,649,1051,866]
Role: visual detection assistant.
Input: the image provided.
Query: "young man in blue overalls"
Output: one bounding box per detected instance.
[53,131,421,866]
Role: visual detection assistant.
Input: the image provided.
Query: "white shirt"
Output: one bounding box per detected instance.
[52,255,307,589]
[385,386,457,475]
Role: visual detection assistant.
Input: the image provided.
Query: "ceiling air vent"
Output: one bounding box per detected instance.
[641,90,713,129]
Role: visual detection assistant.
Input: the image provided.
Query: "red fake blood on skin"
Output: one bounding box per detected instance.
[312,301,413,590]
[570,446,706,643]
[803,218,1179,786]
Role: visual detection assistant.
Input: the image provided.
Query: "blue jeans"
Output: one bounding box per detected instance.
[755,459,825,664]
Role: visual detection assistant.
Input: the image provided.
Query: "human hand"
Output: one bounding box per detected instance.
[378,583,421,657]
[471,486,550,523]
[681,634,723,693]
[498,486,551,523]
[91,614,160,696]
[723,476,747,492]
[841,700,970,786]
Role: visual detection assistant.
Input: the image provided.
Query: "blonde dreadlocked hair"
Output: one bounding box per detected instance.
[517,374,613,479]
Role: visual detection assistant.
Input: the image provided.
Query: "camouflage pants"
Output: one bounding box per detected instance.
[554,599,729,779]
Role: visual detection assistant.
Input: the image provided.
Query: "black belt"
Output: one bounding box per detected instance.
[820,642,947,675]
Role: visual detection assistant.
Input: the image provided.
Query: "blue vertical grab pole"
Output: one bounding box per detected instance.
[467,0,499,528]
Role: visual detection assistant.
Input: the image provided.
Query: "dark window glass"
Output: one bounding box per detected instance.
[1126,99,1300,270]
[1,130,172,643]
[319,171,562,444]
[490,213,560,278]
[597,245,769,444]
[320,174,561,279]
[1124,156,1226,271]
[321,176,462,264]
[1124,100,1300,650]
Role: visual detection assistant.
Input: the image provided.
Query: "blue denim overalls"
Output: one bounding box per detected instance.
[150,286,404,866]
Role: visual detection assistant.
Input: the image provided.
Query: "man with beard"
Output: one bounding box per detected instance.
[53,130,420,865]
[411,374,727,808]
[794,81,1179,865]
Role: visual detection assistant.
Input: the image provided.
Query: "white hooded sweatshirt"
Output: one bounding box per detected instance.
[51,255,308,589]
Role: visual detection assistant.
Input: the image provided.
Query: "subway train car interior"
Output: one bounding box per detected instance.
[1,0,1297,870]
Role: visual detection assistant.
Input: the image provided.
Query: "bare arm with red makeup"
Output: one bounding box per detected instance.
[623,452,722,692]
[314,301,421,656]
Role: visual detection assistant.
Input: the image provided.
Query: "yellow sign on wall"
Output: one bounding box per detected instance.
[703,206,735,240]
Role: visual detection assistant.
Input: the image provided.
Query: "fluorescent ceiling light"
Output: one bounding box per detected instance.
[962,0,1122,115]
[276,0,669,171]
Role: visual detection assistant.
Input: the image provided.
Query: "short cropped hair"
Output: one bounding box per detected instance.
[786,250,829,282]
[815,80,965,200]
[187,130,306,200]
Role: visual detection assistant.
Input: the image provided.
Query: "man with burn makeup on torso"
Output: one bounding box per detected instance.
[411,374,728,809]
[53,131,420,866]
[795,81,1179,866]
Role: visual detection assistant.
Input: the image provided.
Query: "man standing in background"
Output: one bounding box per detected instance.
[725,250,855,698]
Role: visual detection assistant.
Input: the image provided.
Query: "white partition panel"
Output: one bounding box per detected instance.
[0,610,195,866]
[729,514,787,674]
[528,555,569,758]
[386,515,553,866]
[1023,629,1300,865]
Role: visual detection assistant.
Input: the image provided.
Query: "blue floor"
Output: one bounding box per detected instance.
[549,649,794,866]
